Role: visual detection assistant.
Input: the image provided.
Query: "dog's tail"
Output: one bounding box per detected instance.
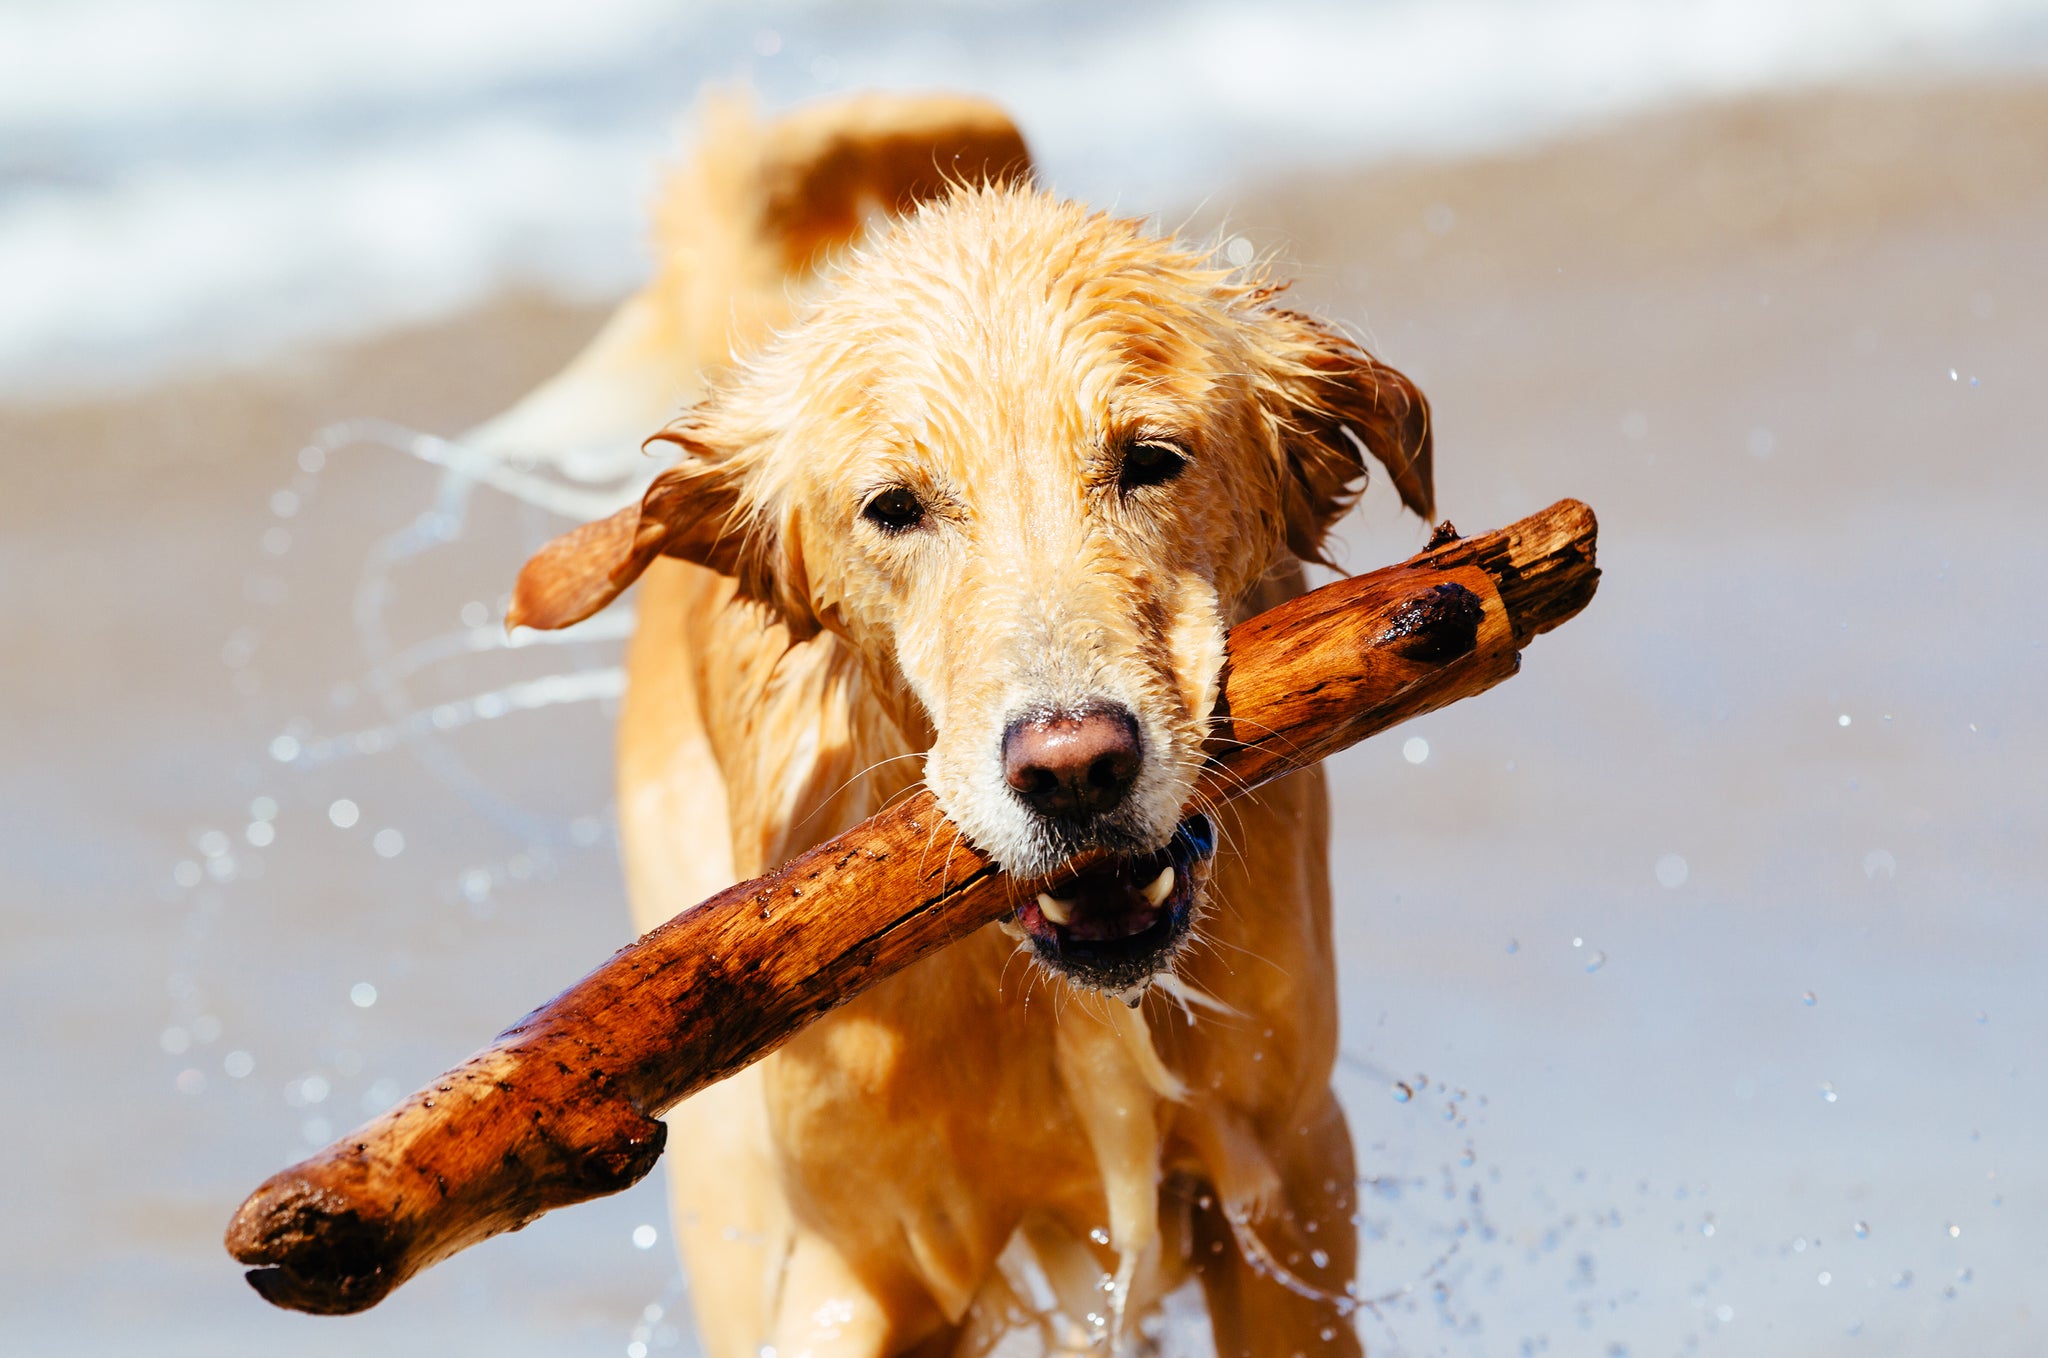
[466,91,1031,474]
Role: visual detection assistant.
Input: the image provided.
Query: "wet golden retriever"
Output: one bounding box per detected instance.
[503,92,1431,1358]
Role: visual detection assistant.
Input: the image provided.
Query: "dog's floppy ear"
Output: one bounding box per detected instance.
[507,416,812,636]
[1260,307,1434,563]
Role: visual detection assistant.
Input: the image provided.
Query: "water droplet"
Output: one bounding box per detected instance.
[1948,1223,1961,1238]
[1853,1220,1869,1238]
[160,1026,190,1055]
[1089,1227,1110,1245]
[175,1068,205,1095]
[1224,235,1256,267]
[373,828,405,858]
[1863,849,1896,880]
[268,734,300,763]
[1837,712,1852,727]
[632,1224,658,1249]
[1818,1270,1832,1286]
[245,820,276,848]
[1820,1081,1838,1103]
[1655,853,1689,889]
[1584,951,1607,973]
[1310,1248,1330,1269]
[1802,991,1817,1006]
[1402,736,1430,765]
[1892,1269,1913,1290]
[223,1050,254,1078]
[350,982,378,1008]
[171,860,202,888]
[1392,1082,1413,1103]
[327,798,360,829]
[1505,938,1519,954]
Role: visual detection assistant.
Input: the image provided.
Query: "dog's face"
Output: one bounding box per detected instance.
[513,188,1430,991]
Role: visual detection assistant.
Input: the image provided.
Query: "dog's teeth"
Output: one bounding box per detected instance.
[1141,864,1175,907]
[1035,892,1074,926]
[998,917,1026,941]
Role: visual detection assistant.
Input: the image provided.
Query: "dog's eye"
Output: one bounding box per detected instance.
[1119,440,1187,492]
[862,486,926,533]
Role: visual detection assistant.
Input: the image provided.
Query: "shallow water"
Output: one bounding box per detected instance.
[3,75,2046,1358]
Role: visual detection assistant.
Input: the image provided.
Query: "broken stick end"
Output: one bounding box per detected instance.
[224,1093,668,1315]
[225,1172,414,1315]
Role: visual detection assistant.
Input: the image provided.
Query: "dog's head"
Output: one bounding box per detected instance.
[513,187,1431,991]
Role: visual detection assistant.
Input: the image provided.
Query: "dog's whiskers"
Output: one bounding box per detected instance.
[789,752,929,837]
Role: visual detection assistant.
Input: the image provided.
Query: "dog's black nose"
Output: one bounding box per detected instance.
[1002,706,1143,818]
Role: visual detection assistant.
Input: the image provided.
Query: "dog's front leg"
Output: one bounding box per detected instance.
[663,1066,796,1358]
[1190,1088,1362,1358]
[766,1229,957,1358]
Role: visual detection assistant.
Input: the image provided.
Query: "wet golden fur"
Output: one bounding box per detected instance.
[505,93,1431,1357]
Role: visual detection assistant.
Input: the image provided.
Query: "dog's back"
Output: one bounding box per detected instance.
[471,92,1029,472]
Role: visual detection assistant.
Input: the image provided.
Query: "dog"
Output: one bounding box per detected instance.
[501,92,1432,1358]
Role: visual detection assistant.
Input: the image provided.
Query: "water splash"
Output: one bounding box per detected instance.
[155,413,657,1333]
[251,418,650,846]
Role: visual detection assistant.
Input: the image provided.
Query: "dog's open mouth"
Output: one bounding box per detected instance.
[1011,814,1215,991]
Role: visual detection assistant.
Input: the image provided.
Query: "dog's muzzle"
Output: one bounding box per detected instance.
[1009,813,1214,992]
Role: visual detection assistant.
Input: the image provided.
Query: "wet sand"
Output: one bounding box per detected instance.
[3,81,2043,1354]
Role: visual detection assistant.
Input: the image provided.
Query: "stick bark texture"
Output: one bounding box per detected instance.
[225,497,1599,1315]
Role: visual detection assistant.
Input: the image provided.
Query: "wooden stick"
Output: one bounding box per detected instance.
[225,498,1599,1315]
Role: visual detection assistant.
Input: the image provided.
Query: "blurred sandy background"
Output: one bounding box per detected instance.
[3,3,2045,1355]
